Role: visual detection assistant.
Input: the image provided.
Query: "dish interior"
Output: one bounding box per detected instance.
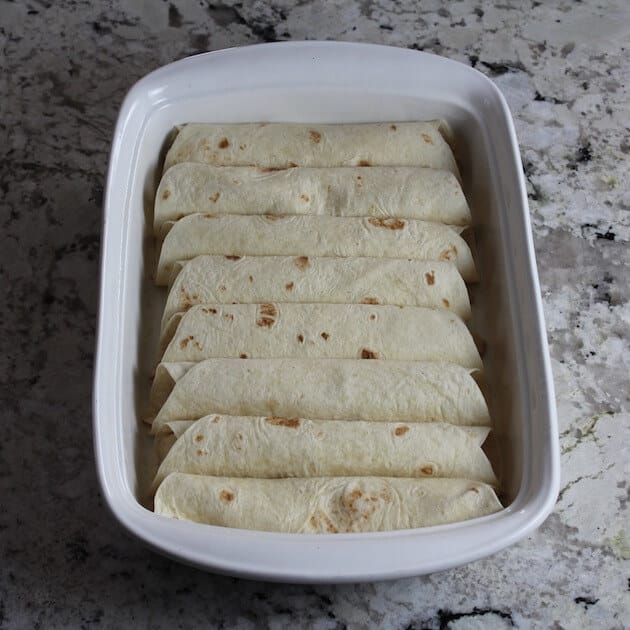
[117,87,525,510]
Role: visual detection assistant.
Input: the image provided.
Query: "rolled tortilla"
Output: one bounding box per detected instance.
[152,415,497,490]
[160,303,482,369]
[154,165,470,234]
[154,420,195,463]
[150,359,490,433]
[162,121,460,176]
[154,474,502,533]
[155,214,476,285]
[161,255,471,332]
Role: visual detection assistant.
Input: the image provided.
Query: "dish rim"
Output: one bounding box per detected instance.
[93,40,560,582]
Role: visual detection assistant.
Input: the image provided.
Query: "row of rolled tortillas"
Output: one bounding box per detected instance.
[163,121,460,173]
[159,303,482,367]
[160,255,472,330]
[156,214,476,285]
[153,415,497,489]
[149,121,501,533]
[155,475,502,534]
[154,164,470,233]
[150,358,490,433]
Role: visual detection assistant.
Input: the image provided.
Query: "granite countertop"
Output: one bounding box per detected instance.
[1,0,628,627]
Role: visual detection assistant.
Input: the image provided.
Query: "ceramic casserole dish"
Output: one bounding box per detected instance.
[93,41,560,582]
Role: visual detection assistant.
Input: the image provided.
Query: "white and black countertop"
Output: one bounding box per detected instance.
[1,0,627,627]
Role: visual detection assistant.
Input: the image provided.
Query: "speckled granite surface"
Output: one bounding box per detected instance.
[1,0,628,627]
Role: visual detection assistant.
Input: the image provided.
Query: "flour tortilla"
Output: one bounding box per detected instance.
[161,255,471,332]
[162,121,460,176]
[154,474,502,533]
[150,362,195,411]
[152,415,497,490]
[160,303,482,369]
[150,359,490,433]
[155,214,476,285]
[154,420,195,463]
[154,165,470,234]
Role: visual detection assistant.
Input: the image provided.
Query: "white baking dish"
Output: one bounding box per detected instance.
[93,41,559,582]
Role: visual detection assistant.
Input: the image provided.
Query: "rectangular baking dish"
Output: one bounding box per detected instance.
[93,41,560,582]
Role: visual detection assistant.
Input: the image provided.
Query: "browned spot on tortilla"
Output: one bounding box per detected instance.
[369,314,376,320]
[239,353,248,359]
[179,337,190,349]
[358,160,371,166]
[248,275,253,282]
[209,192,221,203]
[211,416,221,423]
[313,510,338,533]
[218,137,230,149]
[439,246,456,261]
[183,298,194,310]
[368,217,405,230]
[361,297,379,305]
[442,298,450,308]
[194,434,203,442]
[357,175,362,180]
[256,303,277,328]
[297,334,304,343]
[361,348,378,359]
[345,489,364,509]
[421,133,434,144]
[425,271,435,285]
[285,281,294,291]
[206,307,217,314]
[196,449,205,456]
[219,285,226,292]
[266,417,300,428]
[239,144,246,150]
[390,124,397,130]
[257,166,289,173]
[220,490,234,502]
[259,303,275,315]
[204,213,218,218]
[300,194,310,202]
[420,465,434,476]
[294,256,309,270]
[225,255,241,260]
[194,341,202,350]
[394,425,409,436]
[223,313,234,320]
[287,161,298,167]
[469,486,480,494]
[309,130,321,143]
[161,190,170,200]
[263,213,286,221]
[320,332,329,340]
